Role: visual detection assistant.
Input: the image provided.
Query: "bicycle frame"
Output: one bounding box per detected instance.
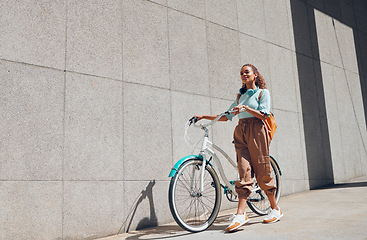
[205,141,238,194]
[169,112,239,196]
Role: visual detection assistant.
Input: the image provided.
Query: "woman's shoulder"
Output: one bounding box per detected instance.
[259,88,270,96]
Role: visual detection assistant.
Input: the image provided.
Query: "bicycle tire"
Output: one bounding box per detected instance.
[168,158,222,232]
[247,157,281,215]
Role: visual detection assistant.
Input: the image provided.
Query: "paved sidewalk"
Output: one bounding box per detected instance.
[98,176,367,240]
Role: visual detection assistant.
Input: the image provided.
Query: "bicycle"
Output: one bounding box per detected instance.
[168,111,282,232]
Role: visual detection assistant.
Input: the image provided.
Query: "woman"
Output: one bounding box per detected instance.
[194,64,283,232]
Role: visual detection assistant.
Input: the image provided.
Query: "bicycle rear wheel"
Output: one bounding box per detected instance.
[247,157,281,215]
[168,158,221,232]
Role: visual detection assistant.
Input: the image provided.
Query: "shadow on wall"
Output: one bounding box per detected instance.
[119,180,158,233]
[290,0,367,188]
[290,0,334,189]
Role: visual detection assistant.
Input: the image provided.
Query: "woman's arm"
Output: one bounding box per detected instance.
[231,105,268,121]
[193,114,229,122]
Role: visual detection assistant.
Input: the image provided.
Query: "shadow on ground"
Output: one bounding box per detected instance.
[316,181,367,189]
[123,212,264,240]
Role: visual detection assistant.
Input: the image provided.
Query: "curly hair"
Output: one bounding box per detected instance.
[237,64,267,99]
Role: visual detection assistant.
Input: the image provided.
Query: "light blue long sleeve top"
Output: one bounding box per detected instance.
[226,87,271,121]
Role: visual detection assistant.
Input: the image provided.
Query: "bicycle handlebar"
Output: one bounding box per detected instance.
[184,108,245,150]
[189,108,245,128]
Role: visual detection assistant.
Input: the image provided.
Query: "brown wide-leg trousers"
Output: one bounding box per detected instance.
[233,117,276,199]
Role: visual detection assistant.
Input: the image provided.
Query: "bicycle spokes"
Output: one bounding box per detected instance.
[169,158,222,232]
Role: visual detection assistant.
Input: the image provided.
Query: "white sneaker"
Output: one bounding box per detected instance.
[226,214,250,232]
[263,208,283,223]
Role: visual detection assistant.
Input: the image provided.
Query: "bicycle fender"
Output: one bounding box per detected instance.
[168,155,203,177]
[270,155,282,175]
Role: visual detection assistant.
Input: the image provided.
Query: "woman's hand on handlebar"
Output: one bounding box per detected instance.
[188,115,202,126]
[190,114,228,123]
[193,115,204,121]
[231,105,247,114]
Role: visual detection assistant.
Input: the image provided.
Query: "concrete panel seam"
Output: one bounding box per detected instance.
[0,58,125,83]
[120,0,125,183]
[284,0,295,51]
[167,2,206,21]
[62,3,69,237]
[61,65,67,240]
[233,0,239,33]
[167,3,175,171]
[0,58,64,73]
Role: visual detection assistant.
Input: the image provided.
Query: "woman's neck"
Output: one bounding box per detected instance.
[246,82,257,90]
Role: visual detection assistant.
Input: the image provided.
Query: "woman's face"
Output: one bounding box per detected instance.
[240,66,257,86]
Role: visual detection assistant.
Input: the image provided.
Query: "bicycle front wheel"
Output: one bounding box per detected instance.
[168,158,222,232]
[247,156,281,215]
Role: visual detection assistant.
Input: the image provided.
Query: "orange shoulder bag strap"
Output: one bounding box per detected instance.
[258,90,277,140]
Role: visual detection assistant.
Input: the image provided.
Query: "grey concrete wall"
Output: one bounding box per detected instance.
[0,0,366,239]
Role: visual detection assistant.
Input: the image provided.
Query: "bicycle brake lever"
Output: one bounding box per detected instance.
[188,117,198,126]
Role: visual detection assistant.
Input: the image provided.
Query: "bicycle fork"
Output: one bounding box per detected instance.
[189,127,210,194]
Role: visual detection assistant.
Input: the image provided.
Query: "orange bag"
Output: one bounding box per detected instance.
[259,91,277,140]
